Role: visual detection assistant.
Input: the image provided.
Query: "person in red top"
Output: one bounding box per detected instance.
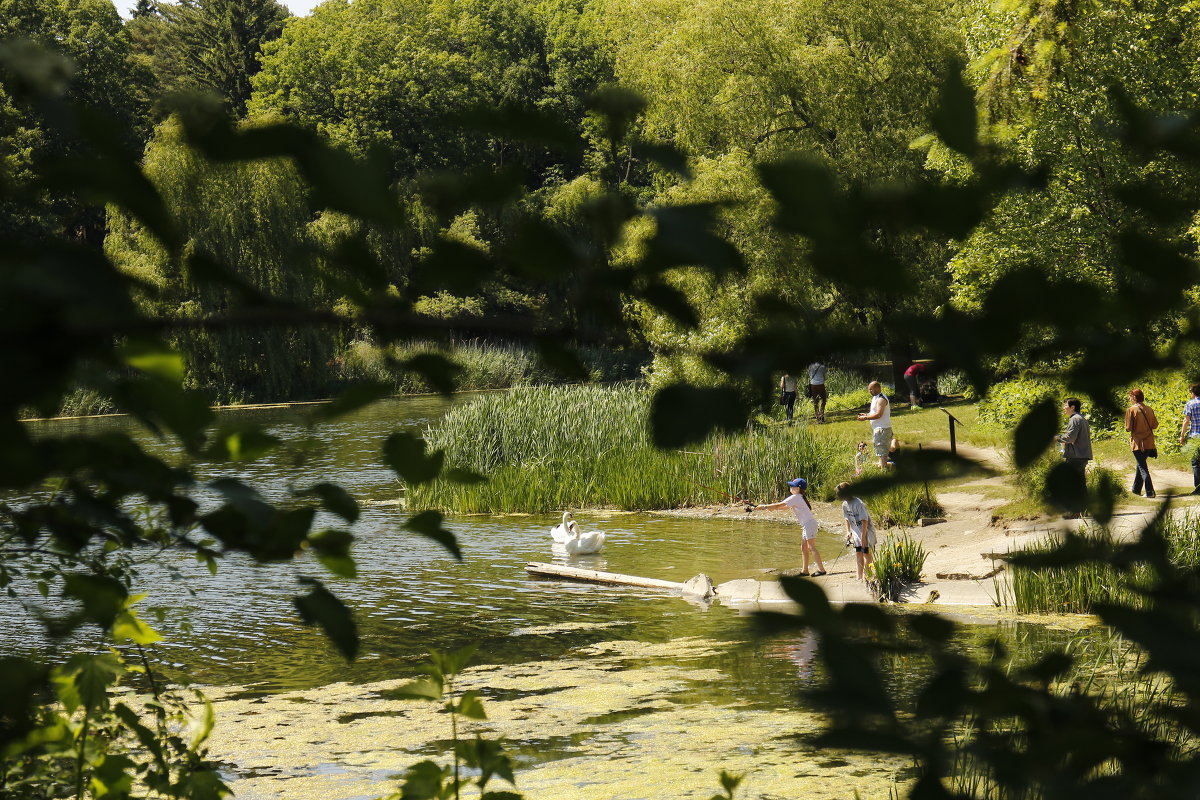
[903,362,927,409]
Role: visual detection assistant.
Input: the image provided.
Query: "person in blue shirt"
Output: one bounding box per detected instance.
[1179,383,1200,493]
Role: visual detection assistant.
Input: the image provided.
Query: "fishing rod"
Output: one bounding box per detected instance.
[684,477,756,511]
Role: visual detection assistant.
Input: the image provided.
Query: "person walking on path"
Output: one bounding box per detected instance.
[903,362,927,409]
[1179,383,1200,493]
[1057,397,1093,518]
[807,360,828,423]
[1124,388,1159,498]
[780,374,798,424]
[750,478,827,576]
[856,381,892,470]
[836,482,876,580]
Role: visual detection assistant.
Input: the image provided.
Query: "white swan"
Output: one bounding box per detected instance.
[563,520,606,555]
[551,511,574,544]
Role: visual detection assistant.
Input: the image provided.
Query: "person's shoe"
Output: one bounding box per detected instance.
[1062,512,1081,519]
[1132,490,1142,496]
[796,571,810,577]
[1147,493,1157,498]
[912,404,923,410]
[812,570,826,576]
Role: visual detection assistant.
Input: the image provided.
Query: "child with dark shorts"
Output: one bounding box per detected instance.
[836,482,876,580]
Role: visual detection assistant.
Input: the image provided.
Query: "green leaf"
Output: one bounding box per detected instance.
[204,425,282,462]
[402,353,462,397]
[177,768,231,800]
[455,690,487,720]
[297,483,360,524]
[1013,400,1059,469]
[119,338,185,384]
[650,385,748,448]
[398,760,450,800]
[90,753,137,798]
[388,678,444,702]
[307,529,357,578]
[63,574,128,629]
[112,596,162,645]
[404,511,462,560]
[587,86,647,144]
[54,653,123,714]
[293,578,358,661]
[311,382,393,423]
[931,59,978,156]
[383,432,445,486]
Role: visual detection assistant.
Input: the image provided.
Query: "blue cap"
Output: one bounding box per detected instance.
[787,478,807,489]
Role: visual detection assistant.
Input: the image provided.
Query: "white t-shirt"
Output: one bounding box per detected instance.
[782,375,798,392]
[783,493,816,526]
[807,363,826,385]
[869,392,891,431]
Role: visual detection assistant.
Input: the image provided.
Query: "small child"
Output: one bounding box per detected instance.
[854,441,868,475]
[836,481,876,580]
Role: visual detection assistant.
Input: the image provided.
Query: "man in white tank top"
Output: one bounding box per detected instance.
[856,381,892,470]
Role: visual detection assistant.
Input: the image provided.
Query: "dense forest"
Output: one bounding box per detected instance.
[6,0,1198,407]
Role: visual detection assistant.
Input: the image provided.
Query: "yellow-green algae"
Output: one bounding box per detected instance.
[203,637,911,799]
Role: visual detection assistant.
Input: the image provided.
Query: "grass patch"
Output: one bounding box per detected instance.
[1004,512,1200,614]
[408,384,855,512]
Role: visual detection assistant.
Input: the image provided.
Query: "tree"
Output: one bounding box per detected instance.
[601,0,963,391]
[0,0,151,243]
[151,0,289,116]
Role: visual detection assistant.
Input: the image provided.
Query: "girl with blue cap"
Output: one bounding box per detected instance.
[749,478,827,576]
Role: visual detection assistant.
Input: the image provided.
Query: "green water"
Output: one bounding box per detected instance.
[10,395,1090,799]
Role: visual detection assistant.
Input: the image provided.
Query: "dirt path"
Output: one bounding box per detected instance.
[659,440,1200,609]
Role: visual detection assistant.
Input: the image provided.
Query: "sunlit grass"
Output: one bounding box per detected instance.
[408,384,856,512]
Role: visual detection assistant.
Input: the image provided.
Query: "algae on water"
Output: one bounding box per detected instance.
[204,637,911,800]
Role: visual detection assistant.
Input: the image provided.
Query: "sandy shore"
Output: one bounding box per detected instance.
[652,441,1198,608]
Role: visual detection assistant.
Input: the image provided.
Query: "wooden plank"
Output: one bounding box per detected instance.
[525,562,684,591]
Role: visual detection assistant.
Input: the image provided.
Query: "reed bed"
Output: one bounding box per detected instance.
[1005,512,1200,614]
[342,338,643,393]
[408,384,855,512]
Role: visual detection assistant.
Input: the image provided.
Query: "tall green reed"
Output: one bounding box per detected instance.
[408,384,855,512]
[1005,512,1200,614]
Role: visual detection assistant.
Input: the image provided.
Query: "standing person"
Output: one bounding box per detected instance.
[836,482,876,580]
[807,360,828,423]
[1179,383,1200,493]
[1124,388,1159,498]
[856,381,892,470]
[904,362,927,409]
[1057,397,1093,518]
[780,374,798,424]
[750,478,827,576]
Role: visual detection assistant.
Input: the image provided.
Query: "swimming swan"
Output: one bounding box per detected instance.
[551,511,574,544]
[563,519,606,555]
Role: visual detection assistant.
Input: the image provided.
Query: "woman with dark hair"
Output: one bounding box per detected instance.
[1124,388,1159,497]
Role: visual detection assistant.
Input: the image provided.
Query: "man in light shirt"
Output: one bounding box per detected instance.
[807,360,827,423]
[856,381,892,470]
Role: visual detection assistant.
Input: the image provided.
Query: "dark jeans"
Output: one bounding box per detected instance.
[782,391,797,422]
[1132,450,1155,496]
[1192,445,1200,489]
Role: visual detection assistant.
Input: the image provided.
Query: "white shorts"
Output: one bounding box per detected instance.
[801,520,818,540]
[872,427,892,457]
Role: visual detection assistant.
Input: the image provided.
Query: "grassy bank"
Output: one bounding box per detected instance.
[408,384,855,512]
[1005,512,1200,613]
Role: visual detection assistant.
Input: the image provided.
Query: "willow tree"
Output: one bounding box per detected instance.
[106,117,339,402]
[601,0,964,390]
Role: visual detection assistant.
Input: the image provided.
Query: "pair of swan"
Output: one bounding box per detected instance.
[551,511,606,555]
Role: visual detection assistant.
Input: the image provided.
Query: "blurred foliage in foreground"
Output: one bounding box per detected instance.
[4,0,1200,795]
